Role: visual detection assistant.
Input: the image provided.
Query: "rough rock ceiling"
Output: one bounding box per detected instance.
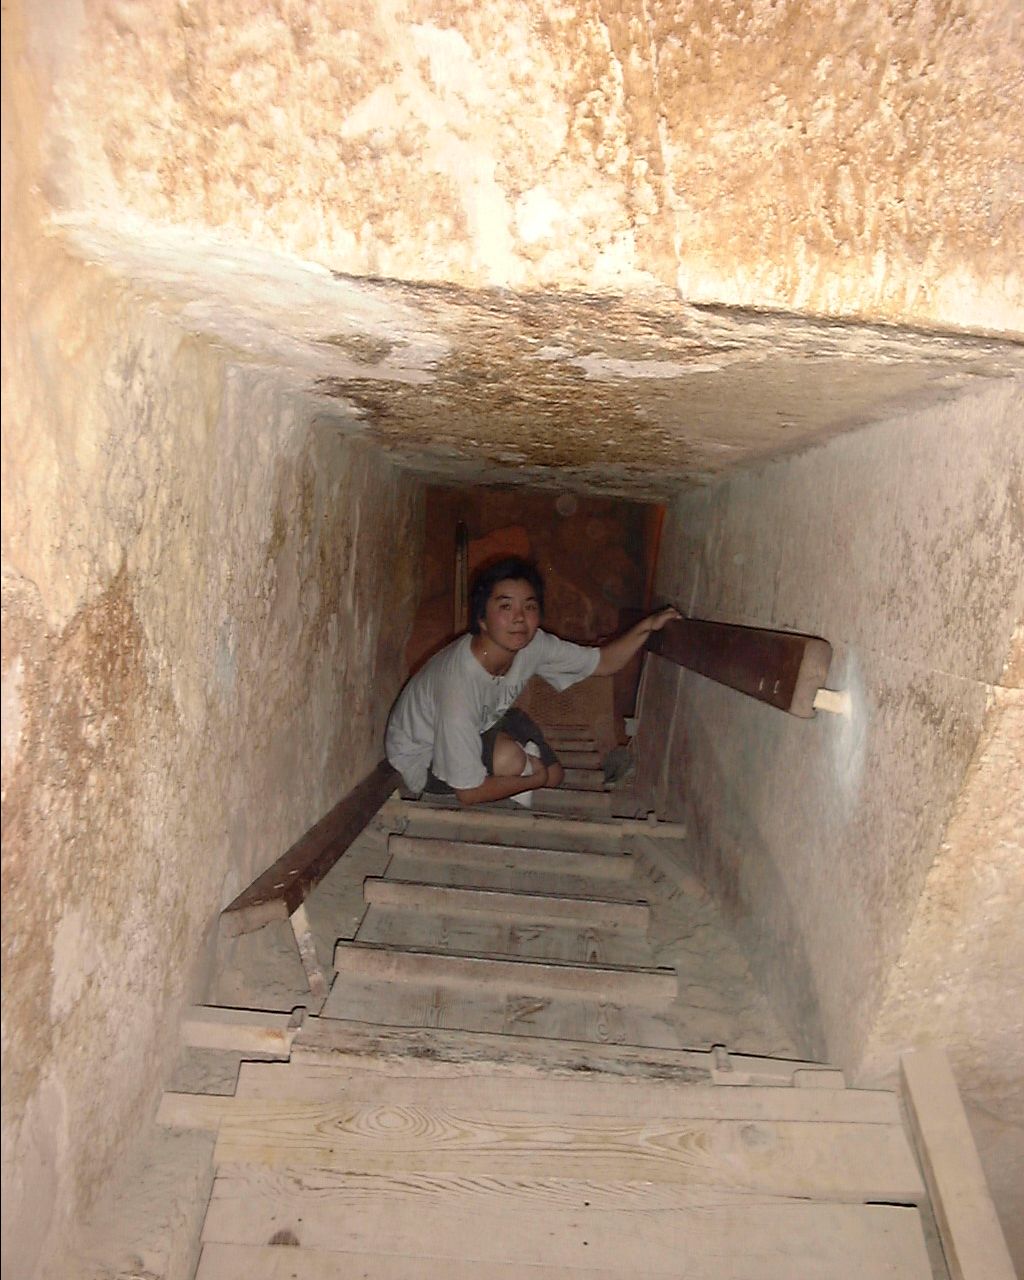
[64,220,1024,498]
[36,0,1024,496]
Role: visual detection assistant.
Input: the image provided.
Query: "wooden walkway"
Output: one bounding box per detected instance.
[165,725,937,1279]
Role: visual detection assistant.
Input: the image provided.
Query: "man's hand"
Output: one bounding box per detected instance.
[595,605,682,677]
[645,605,681,634]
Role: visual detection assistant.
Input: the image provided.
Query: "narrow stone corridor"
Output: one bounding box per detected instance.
[80,725,945,1279]
[5,3,1022,1276]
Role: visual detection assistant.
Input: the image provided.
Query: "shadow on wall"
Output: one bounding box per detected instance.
[635,651,829,1061]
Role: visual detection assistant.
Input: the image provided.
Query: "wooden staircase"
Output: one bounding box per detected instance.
[164,725,940,1279]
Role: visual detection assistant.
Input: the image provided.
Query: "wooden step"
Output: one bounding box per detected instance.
[556,750,602,768]
[561,767,607,790]
[391,800,621,843]
[333,941,678,1002]
[385,855,644,901]
[363,878,650,929]
[199,1190,930,1279]
[532,788,612,817]
[322,976,684,1046]
[231,1061,902,1123]
[291,1018,713,1078]
[387,833,634,879]
[355,905,653,966]
[200,1096,925,1202]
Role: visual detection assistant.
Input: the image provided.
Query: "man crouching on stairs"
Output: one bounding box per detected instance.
[385,556,679,808]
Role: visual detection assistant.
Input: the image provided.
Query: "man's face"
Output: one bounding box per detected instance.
[479,578,541,653]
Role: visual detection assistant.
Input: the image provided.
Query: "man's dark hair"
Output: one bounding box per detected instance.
[468,557,545,634]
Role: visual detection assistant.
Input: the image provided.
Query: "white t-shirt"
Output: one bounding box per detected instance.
[385,629,600,793]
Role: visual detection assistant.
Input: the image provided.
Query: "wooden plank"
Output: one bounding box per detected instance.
[158,1092,235,1131]
[288,904,329,1001]
[289,1018,834,1083]
[323,975,682,1048]
[200,1177,932,1277]
[221,760,398,935]
[352,906,655,968]
[534,787,613,816]
[648,617,832,718]
[363,878,650,928]
[180,1007,301,1055]
[232,1061,901,1123]
[900,1047,1016,1280]
[624,830,708,901]
[196,1241,648,1279]
[389,798,686,839]
[208,1100,924,1202]
[561,767,607,790]
[333,940,678,1002]
[555,747,604,762]
[387,853,644,901]
[388,833,634,877]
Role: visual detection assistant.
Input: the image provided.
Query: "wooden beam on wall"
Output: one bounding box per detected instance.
[647,617,831,718]
[221,760,399,937]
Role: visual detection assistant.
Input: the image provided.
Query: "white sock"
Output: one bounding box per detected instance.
[510,741,541,807]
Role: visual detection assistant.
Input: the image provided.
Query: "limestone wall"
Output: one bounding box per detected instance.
[1,41,423,1274]
[34,0,1024,333]
[636,377,1023,1078]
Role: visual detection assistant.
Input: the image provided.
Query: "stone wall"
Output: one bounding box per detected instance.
[43,0,1024,333]
[634,379,1023,1213]
[1,37,423,1273]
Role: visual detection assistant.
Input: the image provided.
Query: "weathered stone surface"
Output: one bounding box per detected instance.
[44,0,1024,332]
[2,25,423,1272]
[43,220,1024,497]
[5,0,1024,1272]
[5,0,1016,498]
[635,378,1023,1256]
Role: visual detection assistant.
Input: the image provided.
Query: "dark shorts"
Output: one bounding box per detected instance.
[424,708,560,795]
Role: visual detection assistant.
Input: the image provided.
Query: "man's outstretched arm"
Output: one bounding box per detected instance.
[593,606,681,677]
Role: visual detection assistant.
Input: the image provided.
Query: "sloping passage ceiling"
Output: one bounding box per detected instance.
[37,0,1024,494]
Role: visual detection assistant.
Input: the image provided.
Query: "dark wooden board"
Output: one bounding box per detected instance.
[648,618,831,718]
[221,761,399,936]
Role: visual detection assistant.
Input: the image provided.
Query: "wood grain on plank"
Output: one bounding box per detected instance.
[900,1047,1016,1280]
[391,802,621,845]
[388,833,633,876]
[333,940,678,1001]
[386,854,642,901]
[555,747,604,762]
[561,768,608,790]
[200,1178,931,1278]
[231,1061,900,1123]
[180,1007,299,1055]
[355,905,653,967]
[158,1092,235,1131]
[363,877,650,928]
[323,975,682,1047]
[648,618,832,719]
[209,1100,925,1202]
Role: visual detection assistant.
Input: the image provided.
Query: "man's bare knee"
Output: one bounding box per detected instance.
[491,732,527,777]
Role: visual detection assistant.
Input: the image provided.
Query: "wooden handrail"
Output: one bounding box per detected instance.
[647,616,832,718]
[221,760,399,937]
